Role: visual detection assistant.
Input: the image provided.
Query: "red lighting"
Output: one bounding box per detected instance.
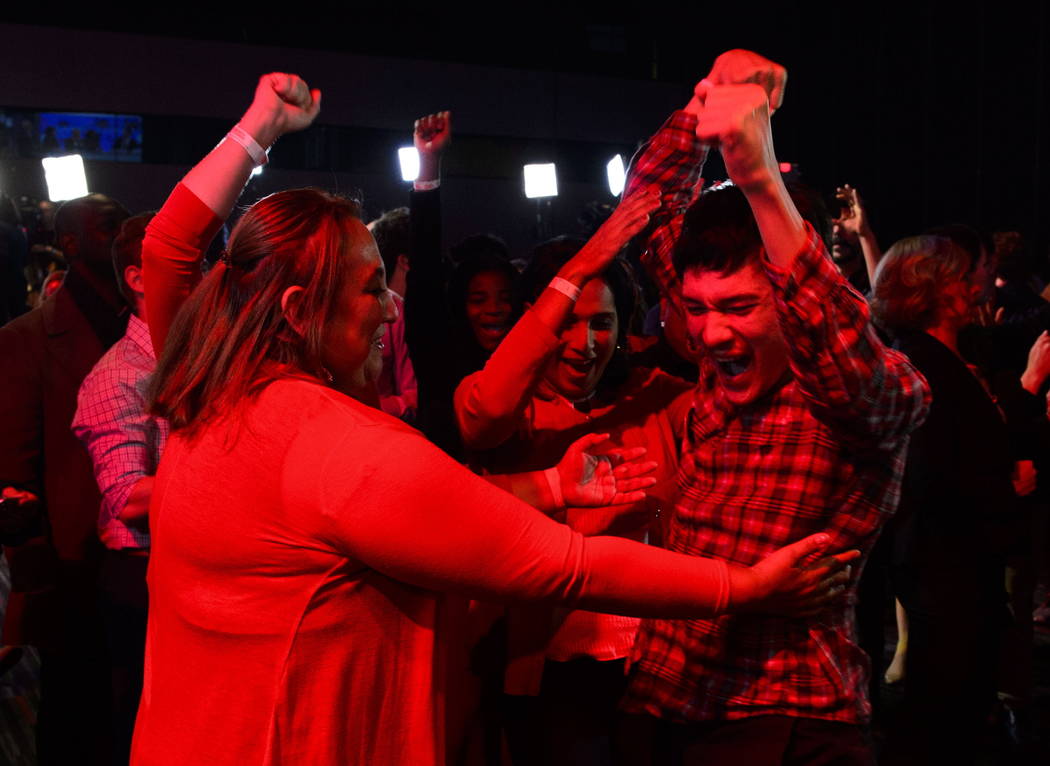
[779,162,794,174]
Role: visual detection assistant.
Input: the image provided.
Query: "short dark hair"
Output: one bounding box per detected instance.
[112,211,156,304]
[673,185,762,278]
[673,182,833,277]
[369,207,410,277]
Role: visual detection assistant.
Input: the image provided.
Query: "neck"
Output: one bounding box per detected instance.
[388,271,407,299]
[71,262,125,312]
[924,321,960,356]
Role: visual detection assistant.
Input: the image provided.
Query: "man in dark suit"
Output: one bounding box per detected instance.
[0,193,129,765]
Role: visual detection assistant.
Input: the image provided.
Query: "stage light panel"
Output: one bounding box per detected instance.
[524,163,558,199]
[399,147,420,182]
[607,154,626,196]
[42,154,88,201]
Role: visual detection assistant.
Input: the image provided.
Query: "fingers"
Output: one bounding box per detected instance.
[612,460,659,480]
[767,67,787,113]
[568,432,612,455]
[605,446,648,465]
[616,187,661,219]
[694,77,713,108]
[614,475,658,493]
[780,532,832,567]
[608,187,660,237]
[414,111,451,143]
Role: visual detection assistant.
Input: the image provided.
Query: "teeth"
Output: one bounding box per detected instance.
[717,358,749,377]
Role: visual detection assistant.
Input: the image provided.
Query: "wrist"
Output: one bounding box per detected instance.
[543,466,565,509]
[417,152,441,184]
[238,106,281,151]
[727,565,762,612]
[735,166,782,198]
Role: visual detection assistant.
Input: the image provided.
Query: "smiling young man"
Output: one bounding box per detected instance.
[618,52,932,764]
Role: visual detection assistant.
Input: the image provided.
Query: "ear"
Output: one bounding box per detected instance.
[397,253,410,275]
[124,264,144,296]
[58,232,78,258]
[281,285,307,336]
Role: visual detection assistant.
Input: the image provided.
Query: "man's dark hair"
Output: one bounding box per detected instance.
[369,207,410,277]
[673,182,832,277]
[673,185,762,277]
[112,212,156,306]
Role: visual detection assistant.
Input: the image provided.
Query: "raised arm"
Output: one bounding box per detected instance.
[834,184,882,284]
[143,74,320,354]
[625,50,787,309]
[454,188,659,449]
[697,82,930,449]
[404,111,452,369]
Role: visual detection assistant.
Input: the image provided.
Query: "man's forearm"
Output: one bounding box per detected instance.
[117,474,154,527]
[741,175,808,273]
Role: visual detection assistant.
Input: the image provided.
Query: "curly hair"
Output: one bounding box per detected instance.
[870,235,972,332]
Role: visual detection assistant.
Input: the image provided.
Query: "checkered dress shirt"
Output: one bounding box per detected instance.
[620,111,931,724]
[72,313,167,550]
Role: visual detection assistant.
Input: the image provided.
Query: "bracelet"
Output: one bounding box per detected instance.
[549,277,582,302]
[544,467,565,508]
[227,124,269,167]
[413,178,441,192]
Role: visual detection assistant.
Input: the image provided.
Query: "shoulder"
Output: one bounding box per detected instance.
[264,378,421,441]
[0,303,45,344]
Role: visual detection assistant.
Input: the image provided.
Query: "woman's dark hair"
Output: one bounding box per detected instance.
[150,188,364,434]
[518,235,639,393]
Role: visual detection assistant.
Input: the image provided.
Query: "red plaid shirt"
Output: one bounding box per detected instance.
[621,111,931,724]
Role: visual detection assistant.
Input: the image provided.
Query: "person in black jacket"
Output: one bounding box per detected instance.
[871,233,1047,765]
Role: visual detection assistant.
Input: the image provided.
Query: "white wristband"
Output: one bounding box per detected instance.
[227,124,269,167]
[544,467,565,509]
[413,178,441,192]
[549,277,581,302]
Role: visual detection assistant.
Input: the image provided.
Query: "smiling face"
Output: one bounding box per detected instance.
[465,269,513,351]
[681,260,789,407]
[321,223,399,394]
[544,278,618,401]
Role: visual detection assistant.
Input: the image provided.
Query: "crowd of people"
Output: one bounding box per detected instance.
[1,48,1049,766]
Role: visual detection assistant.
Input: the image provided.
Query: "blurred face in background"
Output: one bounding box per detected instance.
[465,270,513,351]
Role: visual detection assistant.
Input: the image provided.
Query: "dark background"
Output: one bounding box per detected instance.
[2,5,1048,257]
